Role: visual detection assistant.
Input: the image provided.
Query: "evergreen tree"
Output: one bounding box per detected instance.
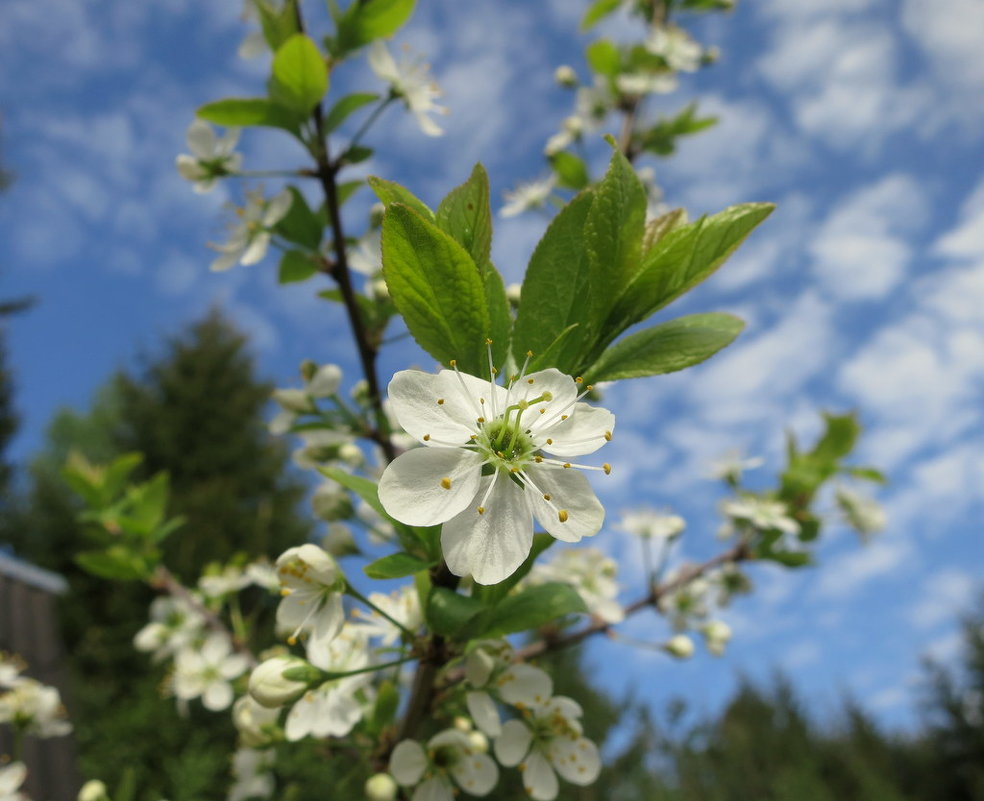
[4,310,314,800]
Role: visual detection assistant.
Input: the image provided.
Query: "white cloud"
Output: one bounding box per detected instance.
[813,537,913,600]
[934,174,984,259]
[910,569,977,629]
[902,0,984,94]
[809,173,926,301]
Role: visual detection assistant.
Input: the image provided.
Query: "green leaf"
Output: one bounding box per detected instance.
[642,208,687,252]
[278,250,320,284]
[318,466,387,520]
[844,466,887,484]
[75,548,150,582]
[270,34,329,114]
[369,680,400,733]
[550,152,590,191]
[363,552,437,580]
[581,0,622,31]
[513,191,594,370]
[640,103,718,157]
[336,0,415,53]
[253,0,299,50]
[608,202,775,337]
[381,204,491,376]
[101,452,145,502]
[810,413,860,463]
[341,145,374,165]
[584,313,745,383]
[584,147,647,336]
[337,180,364,206]
[426,586,484,638]
[763,550,812,568]
[368,176,435,222]
[197,98,301,134]
[275,186,324,250]
[481,582,587,638]
[585,39,621,77]
[436,164,493,273]
[324,92,379,132]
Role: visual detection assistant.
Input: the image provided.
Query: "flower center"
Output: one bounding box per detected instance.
[477,418,537,471]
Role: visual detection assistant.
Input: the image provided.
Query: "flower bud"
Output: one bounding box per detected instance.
[701,620,732,656]
[232,695,280,747]
[248,656,312,708]
[664,634,694,659]
[468,730,489,754]
[321,523,360,557]
[453,715,473,732]
[272,388,313,413]
[351,379,371,407]
[365,773,398,801]
[369,202,386,228]
[339,442,365,467]
[307,364,343,397]
[370,279,390,301]
[505,283,522,307]
[554,65,578,87]
[78,780,109,801]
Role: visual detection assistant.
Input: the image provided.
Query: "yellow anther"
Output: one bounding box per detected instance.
[423,434,431,441]
[449,359,457,367]
[526,350,533,358]
[280,588,291,596]
[539,408,546,414]
[287,635,298,645]
[575,376,583,384]
[604,431,612,441]
[477,506,485,515]
[603,463,612,475]
[510,467,520,473]
[437,398,445,405]
[586,384,593,391]
[534,455,543,463]
[546,438,553,444]
[477,416,485,423]
[485,338,493,345]
[440,477,452,490]
[543,493,551,501]
[563,462,572,468]
[558,510,569,523]
[527,378,534,384]
[479,398,485,405]
[561,414,568,420]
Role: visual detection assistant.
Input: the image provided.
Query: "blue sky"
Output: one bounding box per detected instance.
[1,0,983,733]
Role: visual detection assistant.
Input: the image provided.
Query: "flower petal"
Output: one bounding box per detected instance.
[523,750,559,801]
[442,477,533,585]
[548,736,601,786]
[496,664,553,709]
[526,466,604,542]
[512,368,578,431]
[450,752,498,796]
[379,447,483,526]
[466,690,501,737]
[202,680,233,711]
[390,739,428,786]
[387,370,488,444]
[186,119,216,159]
[494,719,533,766]
[539,404,614,457]
[263,188,293,226]
[413,776,454,801]
[240,231,271,266]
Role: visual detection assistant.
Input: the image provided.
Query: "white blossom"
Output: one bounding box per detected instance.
[209,188,292,272]
[275,544,346,651]
[349,230,383,276]
[248,655,311,709]
[615,71,677,97]
[527,547,623,624]
[721,497,799,535]
[619,508,685,540]
[0,677,72,737]
[368,41,447,137]
[232,694,281,747]
[134,595,208,662]
[836,488,886,537]
[199,564,252,599]
[0,653,24,689]
[464,642,553,738]
[0,763,27,801]
[658,571,712,630]
[365,773,398,801]
[351,586,422,646]
[500,176,556,218]
[644,26,703,73]
[390,729,498,800]
[77,780,108,801]
[378,363,614,585]
[494,696,600,801]
[700,620,732,656]
[707,450,763,482]
[173,633,250,712]
[228,748,276,801]
[176,120,242,193]
[284,628,371,741]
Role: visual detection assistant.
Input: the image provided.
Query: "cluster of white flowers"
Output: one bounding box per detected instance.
[620,508,686,541]
[228,748,276,801]
[269,362,344,435]
[526,546,623,624]
[209,188,292,272]
[173,633,251,712]
[707,450,764,483]
[0,653,72,739]
[378,361,614,585]
[351,585,422,646]
[368,41,448,137]
[384,641,600,801]
[175,120,242,194]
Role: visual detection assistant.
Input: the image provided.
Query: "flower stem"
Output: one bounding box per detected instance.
[345,582,416,639]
